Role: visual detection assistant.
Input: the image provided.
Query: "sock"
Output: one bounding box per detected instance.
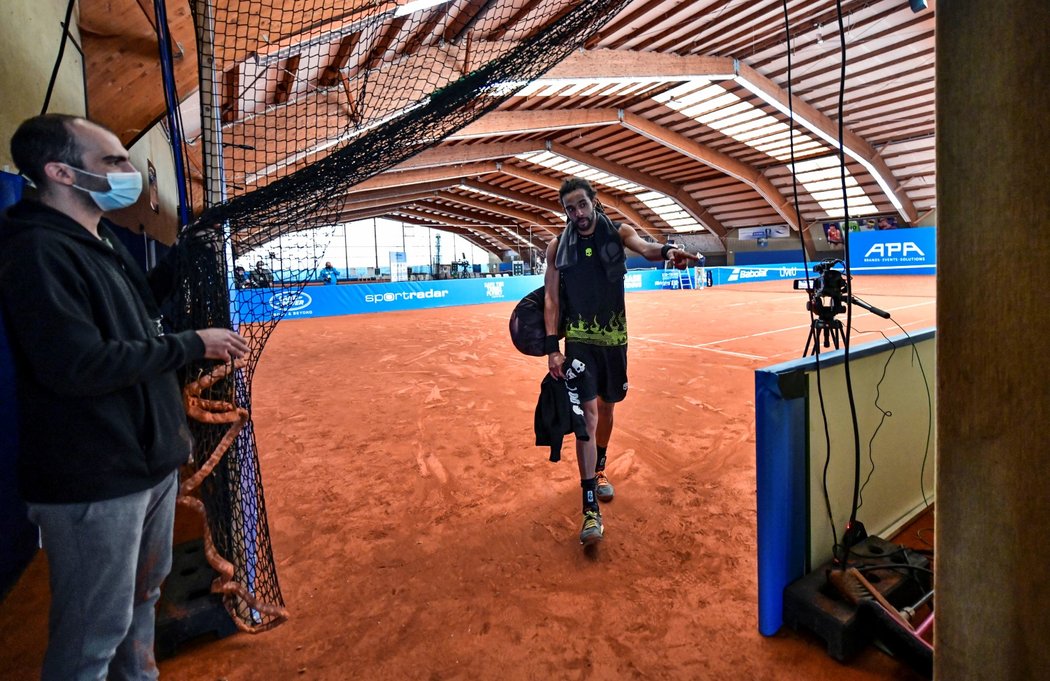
[596,446,608,472]
[581,477,599,513]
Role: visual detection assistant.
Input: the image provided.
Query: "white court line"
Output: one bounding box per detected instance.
[727,294,799,307]
[631,336,768,360]
[635,300,935,358]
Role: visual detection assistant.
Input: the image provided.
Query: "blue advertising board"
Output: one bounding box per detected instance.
[236,252,932,325]
[239,275,549,323]
[847,226,936,274]
[239,269,719,323]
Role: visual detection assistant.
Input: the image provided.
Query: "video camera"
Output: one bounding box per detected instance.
[795,259,848,320]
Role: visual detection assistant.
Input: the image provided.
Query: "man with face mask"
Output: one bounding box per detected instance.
[0,114,250,679]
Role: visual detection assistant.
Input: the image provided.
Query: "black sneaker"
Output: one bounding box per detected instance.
[579,509,604,545]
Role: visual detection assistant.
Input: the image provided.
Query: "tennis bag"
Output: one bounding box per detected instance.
[508,286,565,356]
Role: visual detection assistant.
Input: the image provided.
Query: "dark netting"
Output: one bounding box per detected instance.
[167,0,630,632]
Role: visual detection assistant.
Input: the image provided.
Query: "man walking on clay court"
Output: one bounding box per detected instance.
[543,177,698,546]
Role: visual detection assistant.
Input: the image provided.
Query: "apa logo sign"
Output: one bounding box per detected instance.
[269,291,312,312]
[864,242,926,259]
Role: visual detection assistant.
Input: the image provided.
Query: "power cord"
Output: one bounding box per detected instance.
[41,0,78,115]
[781,0,840,559]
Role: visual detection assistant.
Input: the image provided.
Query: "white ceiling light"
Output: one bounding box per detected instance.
[395,0,451,17]
[791,155,878,217]
[734,76,906,215]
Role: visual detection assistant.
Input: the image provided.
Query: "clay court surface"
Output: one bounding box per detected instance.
[1,275,936,680]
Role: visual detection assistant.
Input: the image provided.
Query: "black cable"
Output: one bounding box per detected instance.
[832,0,868,561]
[781,0,840,561]
[890,319,934,509]
[41,0,78,114]
[851,328,897,511]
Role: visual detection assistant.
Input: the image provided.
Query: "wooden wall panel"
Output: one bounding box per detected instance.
[936,1,1050,678]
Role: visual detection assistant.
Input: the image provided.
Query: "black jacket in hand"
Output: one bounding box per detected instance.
[534,369,589,463]
[0,200,205,503]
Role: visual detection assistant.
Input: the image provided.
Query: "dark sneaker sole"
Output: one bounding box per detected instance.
[580,531,604,546]
[579,524,604,545]
[596,489,614,503]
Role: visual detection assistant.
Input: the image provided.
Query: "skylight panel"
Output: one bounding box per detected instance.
[791,155,879,216]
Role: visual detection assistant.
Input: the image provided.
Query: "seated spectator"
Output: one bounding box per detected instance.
[250,259,274,288]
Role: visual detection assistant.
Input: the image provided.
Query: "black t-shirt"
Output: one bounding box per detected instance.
[560,232,627,346]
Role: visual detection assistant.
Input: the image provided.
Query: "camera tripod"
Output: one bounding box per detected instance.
[804,313,845,356]
[802,295,892,357]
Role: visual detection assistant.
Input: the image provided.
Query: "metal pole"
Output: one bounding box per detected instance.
[342,221,349,274]
[193,0,259,626]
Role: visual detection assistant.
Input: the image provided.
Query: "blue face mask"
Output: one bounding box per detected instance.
[69,167,143,211]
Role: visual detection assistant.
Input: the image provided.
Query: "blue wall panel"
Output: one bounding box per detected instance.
[0,172,36,598]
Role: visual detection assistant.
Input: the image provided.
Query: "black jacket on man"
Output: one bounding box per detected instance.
[0,200,205,503]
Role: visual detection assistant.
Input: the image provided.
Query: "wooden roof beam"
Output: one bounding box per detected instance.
[432,193,557,240]
[396,208,516,250]
[437,191,552,227]
[447,109,620,140]
[220,64,239,124]
[274,54,300,105]
[443,0,497,44]
[411,201,518,227]
[393,141,546,171]
[498,164,663,241]
[734,61,918,222]
[338,191,444,213]
[361,15,409,74]
[459,178,564,218]
[318,32,360,88]
[536,49,914,221]
[343,179,461,203]
[618,111,801,231]
[549,142,727,238]
[489,0,545,42]
[326,204,420,226]
[349,162,501,192]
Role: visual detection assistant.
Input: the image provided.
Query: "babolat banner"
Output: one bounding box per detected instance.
[709,264,808,286]
[847,226,936,274]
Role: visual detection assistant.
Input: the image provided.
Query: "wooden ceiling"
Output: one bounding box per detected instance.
[80,0,937,255]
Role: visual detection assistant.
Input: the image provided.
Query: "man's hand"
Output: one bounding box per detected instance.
[197,328,250,362]
[668,248,701,270]
[548,351,566,380]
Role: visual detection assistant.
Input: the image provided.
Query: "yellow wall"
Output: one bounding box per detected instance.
[1,0,182,244]
[805,332,937,569]
[0,0,86,171]
[109,124,182,245]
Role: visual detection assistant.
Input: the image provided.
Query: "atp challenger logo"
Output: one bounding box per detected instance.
[268,291,312,312]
